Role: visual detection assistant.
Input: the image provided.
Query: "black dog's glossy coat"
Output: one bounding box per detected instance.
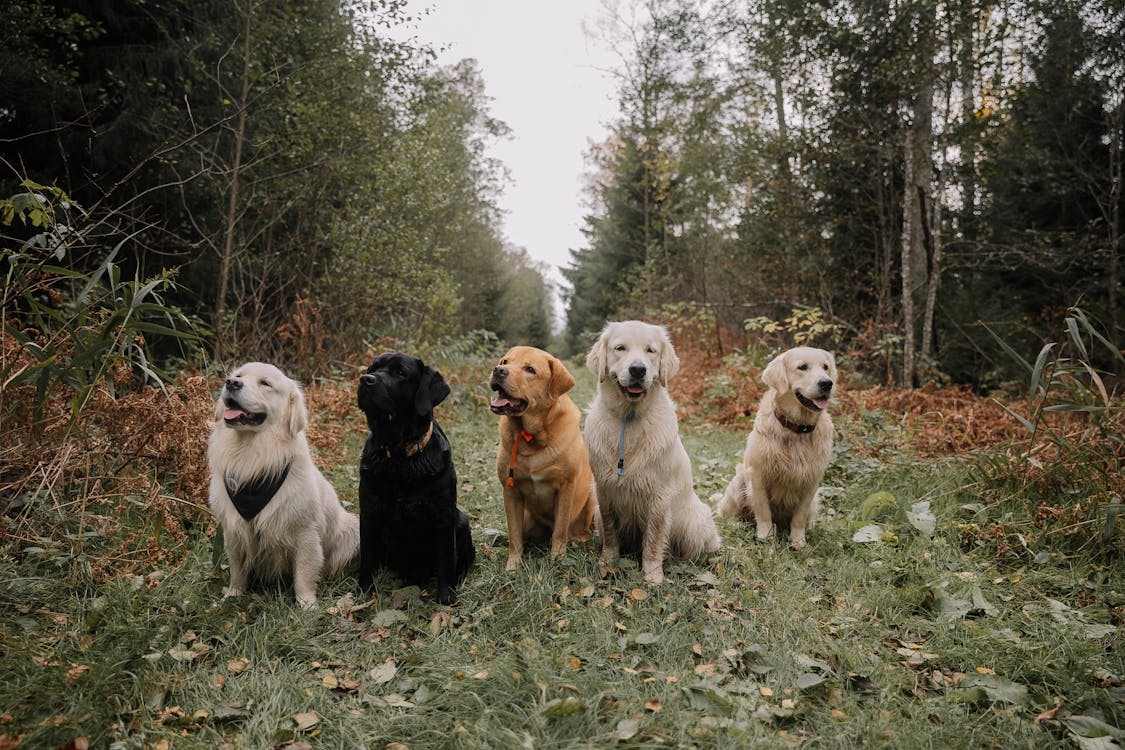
[356,352,474,604]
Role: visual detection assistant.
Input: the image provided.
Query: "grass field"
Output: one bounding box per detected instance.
[1,361,1122,749]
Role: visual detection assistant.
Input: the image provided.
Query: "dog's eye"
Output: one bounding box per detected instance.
[501,359,508,365]
[614,344,626,352]
[260,379,271,387]
[524,365,536,375]
[797,364,808,371]
[646,346,656,354]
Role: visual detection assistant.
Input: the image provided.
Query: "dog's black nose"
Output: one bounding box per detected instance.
[818,378,834,392]
[225,377,242,391]
[493,365,508,379]
[359,373,377,386]
[628,363,647,380]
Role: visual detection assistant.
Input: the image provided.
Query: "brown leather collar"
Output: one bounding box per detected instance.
[776,411,816,434]
[387,422,433,458]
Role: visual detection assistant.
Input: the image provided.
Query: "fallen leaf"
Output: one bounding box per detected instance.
[629,588,649,601]
[322,673,338,690]
[541,697,585,717]
[227,658,249,675]
[851,524,883,543]
[369,661,398,685]
[613,718,641,740]
[796,673,827,690]
[292,711,319,731]
[759,686,774,697]
[907,501,936,536]
[1034,697,1062,724]
[370,609,408,628]
[644,700,662,712]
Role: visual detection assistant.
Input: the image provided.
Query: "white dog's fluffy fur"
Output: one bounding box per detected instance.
[718,347,837,549]
[207,362,358,607]
[584,321,721,584]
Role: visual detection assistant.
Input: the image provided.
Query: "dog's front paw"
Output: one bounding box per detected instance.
[598,547,619,565]
[437,585,458,606]
[222,586,244,599]
[790,533,807,550]
[297,595,317,610]
[755,521,774,540]
[643,567,665,585]
[505,554,521,571]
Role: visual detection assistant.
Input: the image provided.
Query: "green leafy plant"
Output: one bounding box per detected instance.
[744,307,845,353]
[984,307,1124,547]
[1,180,205,422]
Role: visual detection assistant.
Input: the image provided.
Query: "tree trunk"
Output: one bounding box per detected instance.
[214,0,253,362]
[901,125,917,387]
[902,8,935,388]
[1108,97,1123,372]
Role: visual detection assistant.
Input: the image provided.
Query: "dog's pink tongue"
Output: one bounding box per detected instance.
[224,408,247,420]
[812,397,830,410]
[627,386,645,395]
[491,396,514,409]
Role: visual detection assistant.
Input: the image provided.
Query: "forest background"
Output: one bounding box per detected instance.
[2,0,1122,388]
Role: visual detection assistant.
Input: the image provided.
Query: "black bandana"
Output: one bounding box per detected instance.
[226,463,290,520]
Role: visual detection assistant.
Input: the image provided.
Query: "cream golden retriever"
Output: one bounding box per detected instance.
[717,346,837,549]
[585,321,721,584]
[208,362,359,607]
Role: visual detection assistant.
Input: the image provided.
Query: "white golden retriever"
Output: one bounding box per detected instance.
[585,321,721,584]
[717,347,837,549]
[207,362,359,607]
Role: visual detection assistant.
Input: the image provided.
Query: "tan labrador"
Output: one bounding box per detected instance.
[490,346,598,569]
[718,346,837,549]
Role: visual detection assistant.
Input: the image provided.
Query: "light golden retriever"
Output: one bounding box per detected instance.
[584,321,721,584]
[490,346,598,569]
[207,362,359,607]
[718,346,837,549]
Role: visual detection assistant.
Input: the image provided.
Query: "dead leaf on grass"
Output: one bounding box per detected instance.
[292,711,320,731]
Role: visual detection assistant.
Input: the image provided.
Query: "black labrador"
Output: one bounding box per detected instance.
[356,352,474,604]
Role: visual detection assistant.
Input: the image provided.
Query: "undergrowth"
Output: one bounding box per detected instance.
[1,316,1122,749]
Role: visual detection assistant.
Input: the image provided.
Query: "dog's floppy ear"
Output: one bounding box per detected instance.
[548,356,576,399]
[826,351,838,382]
[657,328,680,385]
[287,381,308,437]
[761,352,789,392]
[415,361,451,415]
[585,325,609,380]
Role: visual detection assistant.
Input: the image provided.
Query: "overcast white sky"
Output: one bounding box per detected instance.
[388,1,621,289]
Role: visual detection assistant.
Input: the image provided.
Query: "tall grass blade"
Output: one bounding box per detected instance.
[981,321,1033,374]
[1029,343,1056,402]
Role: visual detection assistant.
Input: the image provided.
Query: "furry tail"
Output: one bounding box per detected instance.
[716,464,751,519]
[327,511,361,574]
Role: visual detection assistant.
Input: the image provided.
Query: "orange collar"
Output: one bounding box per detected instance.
[506,429,534,486]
